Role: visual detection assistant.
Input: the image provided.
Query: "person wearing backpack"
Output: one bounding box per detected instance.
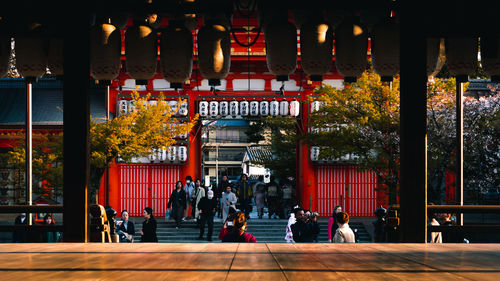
[222,211,256,243]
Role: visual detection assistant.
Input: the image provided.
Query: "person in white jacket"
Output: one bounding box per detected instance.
[333,212,356,243]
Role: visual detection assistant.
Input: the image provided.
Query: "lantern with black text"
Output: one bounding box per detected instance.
[197,24,231,86]
[310,100,321,113]
[167,146,177,162]
[219,101,229,116]
[199,101,209,117]
[371,20,400,82]
[160,25,193,88]
[209,101,219,116]
[158,147,166,162]
[290,100,300,116]
[250,101,259,116]
[240,101,249,116]
[260,101,269,116]
[178,100,189,116]
[125,24,157,84]
[90,24,121,83]
[178,146,187,162]
[149,150,156,162]
[279,100,289,116]
[334,20,368,82]
[300,21,333,81]
[270,100,280,116]
[118,100,128,116]
[168,100,178,115]
[310,146,320,161]
[127,100,136,114]
[230,101,239,116]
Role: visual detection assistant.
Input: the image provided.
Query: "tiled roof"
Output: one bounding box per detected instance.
[245,145,272,163]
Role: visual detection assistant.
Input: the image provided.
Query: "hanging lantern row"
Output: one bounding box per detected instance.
[310,146,358,162]
[117,99,189,117]
[148,146,188,163]
[198,100,300,118]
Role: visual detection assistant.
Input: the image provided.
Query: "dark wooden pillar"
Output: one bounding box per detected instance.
[399,4,428,242]
[63,10,91,242]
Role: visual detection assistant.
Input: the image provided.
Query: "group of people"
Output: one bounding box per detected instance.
[12,213,60,243]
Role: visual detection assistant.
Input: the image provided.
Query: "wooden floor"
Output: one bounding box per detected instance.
[1,243,500,280]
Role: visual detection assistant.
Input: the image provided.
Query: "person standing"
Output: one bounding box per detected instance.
[291,208,314,243]
[167,181,186,229]
[221,185,237,222]
[333,212,355,243]
[183,176,195,219]
[328,205,342,243]
[253,175,267,219]
[217,175,230,219]
[12,213,27,243]
[116,210,135,242]
[266,176,280,219]
[140,207,158,242]
[193,179,206,227]
[197,190,218,241]
[281,178,293,218]
[236,174,253,219]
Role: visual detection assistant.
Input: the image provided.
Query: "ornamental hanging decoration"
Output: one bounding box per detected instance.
[199,101,209,117]
[197,22,231,86]
[90,23,121,84]
[279,100,289,116]
[168,146,177,162]
[264,13,297,81]
[310,146,320,161]
[178,100,189,116]
[240,101,249,116]
[219,101,229,116]
[125,22,157,85]
[16,27,47,79]
[270,100,280,116]
[160,25,193,89]
[209,101,219,116]
[250,101,259,116]
[178,146,188,162]
[118,100,128,116]
[260,101,269,116]
[289,100,300,117]
[445,37,478,82]
[371,19,400,82]
[230,101,239,116]
[300,19,333,81]
[334,18,368,82]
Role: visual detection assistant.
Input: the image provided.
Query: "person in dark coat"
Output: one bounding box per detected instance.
[116,210,135,242]
[40,214,60,243]
[216,175,230,218]
[12,213,27,243]
[167,181,187,229]
[222,211,257,243]
[197,190,218,241]
[291,208,314,242]
[139,207,158,242]
[236,174,253,219]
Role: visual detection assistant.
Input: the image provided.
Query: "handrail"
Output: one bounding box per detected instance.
[0,205,64,213]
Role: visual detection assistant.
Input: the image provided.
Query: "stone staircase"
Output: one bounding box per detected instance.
[131,217,371,243]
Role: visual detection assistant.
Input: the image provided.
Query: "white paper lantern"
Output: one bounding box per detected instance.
[269,101,279,116]
[149,150,156,162]
[167,146,177,162]
[178,100,189,116]
[300,21,333,81]
[178,146,187,162]
[209,101,219,116]
[310,100,321,113]
[334,20,368,82]
[127,100,136,114]
[279,100,289,116]
[230,101,239,116]
[148,100,158,108]
[310,146,320,161]
[160,25,193,88]
[90,24,121,82]
[48,38,63,76]
[250,101,259,116]
[179,131,187,139]
[168,100,178,114]
[157,147,166,162]
[446,37,478,80]
[125,24,157,83]
[118,100,128,116]
[199,101,209,117]
[260,101,269,116]
[265,20,297,81]
[219,101,229,116]
[290,100,300,116]
[15,35,47,78]
[0,37,9,78]
[479,37,500,81]
[197,24,231,85]
[371,21,400,82]
[240,101,249,116]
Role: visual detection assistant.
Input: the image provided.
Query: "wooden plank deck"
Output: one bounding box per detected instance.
[0,243,499,280]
